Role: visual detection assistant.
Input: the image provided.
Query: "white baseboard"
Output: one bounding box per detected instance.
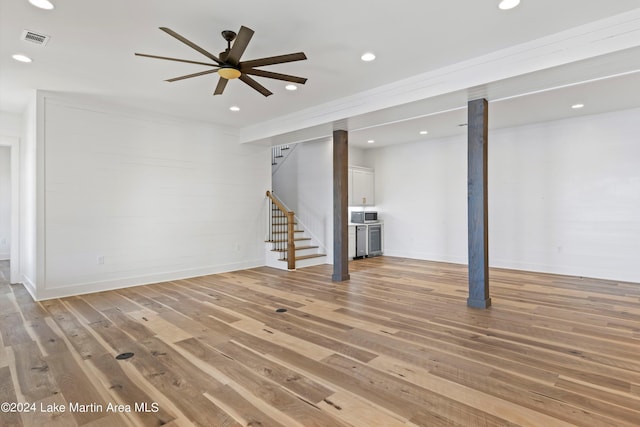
[383,251,640,284]
[32,259,265,301]
[489,258,640,284]
[382,250,467,266]
[21,274,37,300]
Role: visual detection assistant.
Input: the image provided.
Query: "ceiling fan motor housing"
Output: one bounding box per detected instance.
[221,30,237,43]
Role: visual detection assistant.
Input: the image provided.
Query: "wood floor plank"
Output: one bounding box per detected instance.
[176,337,348,427]
[317,390,408,427]
[324,353,546,427]
[0,365,23,427]
[99,308,156,342]
[61,293,240,427]
[0,312,33,346]
[40,299,111,361]
[10,341,58,402]
[367,355,558,427]
[2,258,639,426]
[43,352,110,426]
[0,286,18,314]
[0,340,8,368]
[20,394,78,427]
[86,351,177,426]
[213,340,335,404]
[89,324,241,427]
[79,290,141,314]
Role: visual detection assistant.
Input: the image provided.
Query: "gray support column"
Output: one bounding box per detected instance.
[467,98,491,308]
[332,129,350,281]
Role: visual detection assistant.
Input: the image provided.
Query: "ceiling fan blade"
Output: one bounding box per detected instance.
[135,53,218,67]
[226,26,254,66]
[240,52,307,68]
[242,68,307,84]
[166,68,219,82]
[159,27,221,64]
[239,74,273,97]
[214,77,228,95]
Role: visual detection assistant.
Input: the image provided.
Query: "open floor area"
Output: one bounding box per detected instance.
[1,257,639,426]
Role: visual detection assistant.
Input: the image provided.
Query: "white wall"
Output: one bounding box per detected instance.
[0,112,22,137]
[349,146,367,167]
[31,92,269,300]
[369,133,468,264]
[21,96,39,294]
[368,108,640,283]
[0,147,10,259]
[273,138,333,261]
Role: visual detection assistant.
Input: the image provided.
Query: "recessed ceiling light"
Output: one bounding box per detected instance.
[571,103,584,109]
[285,84,297,91]
[367,140,375,144]
[361,52,376,62]
[12,54,32,63]
[229,106,240,112]
[419,130,428,135]
[28,0,55,10]
[498,0,520,10]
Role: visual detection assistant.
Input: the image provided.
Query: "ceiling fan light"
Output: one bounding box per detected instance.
[218,66,241,80]
[498,0,520,10]
[28,0,55,10]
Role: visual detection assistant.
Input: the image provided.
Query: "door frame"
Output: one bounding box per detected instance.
[0,135,20,284]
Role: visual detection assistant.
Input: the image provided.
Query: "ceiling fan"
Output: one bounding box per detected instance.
[135,26,308,97]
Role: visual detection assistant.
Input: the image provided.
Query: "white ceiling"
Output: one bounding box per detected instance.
[1,1,640,146]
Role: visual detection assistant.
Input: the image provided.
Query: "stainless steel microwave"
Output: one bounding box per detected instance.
[351,211,378,223]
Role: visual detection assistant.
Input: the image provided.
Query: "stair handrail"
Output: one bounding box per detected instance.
[266,191,296,270]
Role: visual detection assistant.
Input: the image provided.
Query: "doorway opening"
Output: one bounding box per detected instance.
[0,136,19,285]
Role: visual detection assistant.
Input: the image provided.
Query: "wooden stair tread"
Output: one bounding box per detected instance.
[271,245,319,253]
[280,254,326,261]
[271,230,303,234]
[266,237,311,243]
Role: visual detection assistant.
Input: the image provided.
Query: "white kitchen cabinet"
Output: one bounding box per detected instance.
[348,225,356,259]
[350,167,374,206]
[348,169,354,206]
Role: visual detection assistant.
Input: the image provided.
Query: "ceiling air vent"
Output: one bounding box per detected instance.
[21,30,51,46]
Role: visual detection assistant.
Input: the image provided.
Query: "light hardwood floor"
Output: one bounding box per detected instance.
[1,257,639,427]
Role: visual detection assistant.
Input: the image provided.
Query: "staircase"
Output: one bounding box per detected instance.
[271,144,298,175]
[271,144,289,166]
[265,191,327,270]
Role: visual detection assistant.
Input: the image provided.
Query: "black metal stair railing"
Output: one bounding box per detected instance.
[266,191,295,270]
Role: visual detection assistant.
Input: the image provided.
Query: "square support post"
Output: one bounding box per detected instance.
[467,98,491,308]
[333,129,350,281]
